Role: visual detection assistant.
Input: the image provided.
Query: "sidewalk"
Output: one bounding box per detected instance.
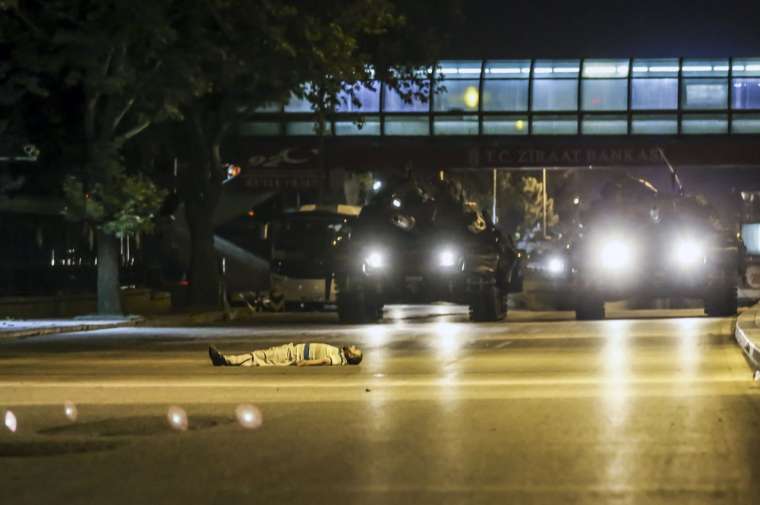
[0,310,233,340]
[734,304,760,370]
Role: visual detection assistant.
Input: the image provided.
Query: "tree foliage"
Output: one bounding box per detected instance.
[449,171,559,239]
[2,0,177,236]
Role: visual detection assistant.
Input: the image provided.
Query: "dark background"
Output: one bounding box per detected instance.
[443,0,760,58]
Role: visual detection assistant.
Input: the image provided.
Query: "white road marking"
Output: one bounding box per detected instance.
[0,375,749,389]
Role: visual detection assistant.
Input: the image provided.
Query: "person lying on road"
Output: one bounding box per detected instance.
[208,342,363,367]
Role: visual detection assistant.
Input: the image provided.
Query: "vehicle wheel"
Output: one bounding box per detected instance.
[704,285,738,317]
[337,290,381,324]
[470,285,507,322]
[575,296,605,320]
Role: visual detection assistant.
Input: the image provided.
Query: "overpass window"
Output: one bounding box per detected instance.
[285,83,316,113]
[239,122,280,136]
[682,79,728,109]
[435,79,481,112]
[254,103,281,113]
[434,60,482,112]
[732,79,760,109]
[632,79,678,110]
[631,59,679,110]
[531,60,579,111]
[384,82,430,112]
[433,115,479,135]
[482,79,529,111]
[384,116,429,135]
[532,115,578,135]
[681,113,728,134]
[284,94,313,113]
[335,82,381,113]
[681,59,728,110]
[285,121,332,136]
[732,113,760,133]
[483,60,530,112]
[335,119,381,136]
[681,58,730,77]
[732,58,760,76]
[581,59,628,111]
[582,115,627,134]
[582,80,628,111]
[631,115,678,134]
[482,115,529,135]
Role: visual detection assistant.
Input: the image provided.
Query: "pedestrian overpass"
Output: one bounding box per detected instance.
[225,57,760,177]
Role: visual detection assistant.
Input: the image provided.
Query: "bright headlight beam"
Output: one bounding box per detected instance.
[365,251,385,269]
[598,238,634,271]
[673,238,705,268]
[439,249,457,268]
[546,256,565,275]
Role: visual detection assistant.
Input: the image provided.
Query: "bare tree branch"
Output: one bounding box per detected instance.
[111,97,135,133]
[115,120,151,144]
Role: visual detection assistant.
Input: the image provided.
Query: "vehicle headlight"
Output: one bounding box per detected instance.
[673,238,705,268]
[438,248,459,268]
[597,237,635,271]
[546,255,566,275]
[365,250,385,270]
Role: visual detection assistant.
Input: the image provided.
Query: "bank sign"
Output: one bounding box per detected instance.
[239,147,324,189]
[472,146,664,168]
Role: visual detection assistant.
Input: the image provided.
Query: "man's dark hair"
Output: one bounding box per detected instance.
[346,351,363,365]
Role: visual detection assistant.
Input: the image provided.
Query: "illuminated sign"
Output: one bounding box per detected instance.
[240,147,324,189]
[474,146,664,167]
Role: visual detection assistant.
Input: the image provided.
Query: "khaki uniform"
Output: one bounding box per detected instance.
[225,342,345,367]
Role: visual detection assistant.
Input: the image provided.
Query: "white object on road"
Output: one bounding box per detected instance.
[754,370,760,383]
[64,401,78,422]
[166,406,188,431]
[235,404,263,430]
[4,410,17,433]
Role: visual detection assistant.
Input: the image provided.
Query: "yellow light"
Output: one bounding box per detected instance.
[463,86,479,109]
[515,119,525,131]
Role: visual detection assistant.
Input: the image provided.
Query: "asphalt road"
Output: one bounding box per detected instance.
[0,306,758,505]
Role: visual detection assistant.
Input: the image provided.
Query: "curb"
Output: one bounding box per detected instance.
[735,305,760,370]
[0,310,235,340]
[2,320,142,340]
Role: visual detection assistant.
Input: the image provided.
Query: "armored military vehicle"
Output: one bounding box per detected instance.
[332,176,522,323]
[569,174,742,319]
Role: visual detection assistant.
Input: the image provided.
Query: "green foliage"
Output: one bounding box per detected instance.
[62,172,165,237]
[449,171,559,238]
[2,0,180,237]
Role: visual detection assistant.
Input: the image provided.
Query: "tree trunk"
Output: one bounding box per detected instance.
[186,198,220,308]
[97,230,123,315]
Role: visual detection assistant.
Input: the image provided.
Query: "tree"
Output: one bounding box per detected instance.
[164,0,452,307]
[1,0,175,314]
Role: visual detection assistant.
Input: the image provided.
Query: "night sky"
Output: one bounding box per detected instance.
[445,0,760,58]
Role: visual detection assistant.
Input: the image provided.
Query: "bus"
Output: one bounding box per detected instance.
[269,204,360,310]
